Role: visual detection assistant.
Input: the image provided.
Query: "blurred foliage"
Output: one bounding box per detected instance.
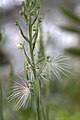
[0,50,10,65]
[59,25,80,34]
[0,31,4,120]
[63,77,80,105]
[0,31,3,43]
[55,111,80,120]
[0,30,10,65]
[0,80,4,120]
[60,6,80,57]
[61,6,80,24]
[65,48,80,57]
[57,5,80,120]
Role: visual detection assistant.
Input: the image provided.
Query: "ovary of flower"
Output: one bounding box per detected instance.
[8,79,32,110]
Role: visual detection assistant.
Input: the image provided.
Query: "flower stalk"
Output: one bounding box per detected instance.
[16,0,43,120]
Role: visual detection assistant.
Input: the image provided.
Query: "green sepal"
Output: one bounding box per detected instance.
[18,24,29,43]
[15,20,29,36]
[32,23,39,49]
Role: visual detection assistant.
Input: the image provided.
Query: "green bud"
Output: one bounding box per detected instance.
[33,28,36,31]
[19,11,24,16]
[22,0,25,5]
[38,18,42,23]
[47,56,51,62]
[16,43,24,52]
[31,12,34,16]
[37,4,41,9]
[15,20,19,26]
[33,26,36,31]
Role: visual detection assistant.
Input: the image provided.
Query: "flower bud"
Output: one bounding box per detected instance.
[19,11,24,16]
[38,18,42,23]
[16,43,24,52]
[15,20,19,26]
[37,4,41,9]
[33,26,36,31]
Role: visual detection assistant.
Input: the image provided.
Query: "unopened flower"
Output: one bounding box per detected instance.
[16,43,24,52]
[40,54,71,82]
[7,75,33,110]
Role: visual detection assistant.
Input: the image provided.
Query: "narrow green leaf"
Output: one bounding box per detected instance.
[59,25,80,34]
[0,80,3,120]
[61,7,80,24]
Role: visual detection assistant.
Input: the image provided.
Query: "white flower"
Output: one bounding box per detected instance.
[7,75,32,110]
[40,53,71,82]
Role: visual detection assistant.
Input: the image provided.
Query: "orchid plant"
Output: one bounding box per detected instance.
[7,0,71,120]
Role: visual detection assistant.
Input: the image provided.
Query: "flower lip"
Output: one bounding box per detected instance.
[40,53,71,82]
[7,74,33,110]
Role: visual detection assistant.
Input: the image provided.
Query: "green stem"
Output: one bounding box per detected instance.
[36,96,41,120]
[0,80,4,120]
[46,86,50,120]
[39,80,46,120]
[29,14,41,120]
[29,15,36,78]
